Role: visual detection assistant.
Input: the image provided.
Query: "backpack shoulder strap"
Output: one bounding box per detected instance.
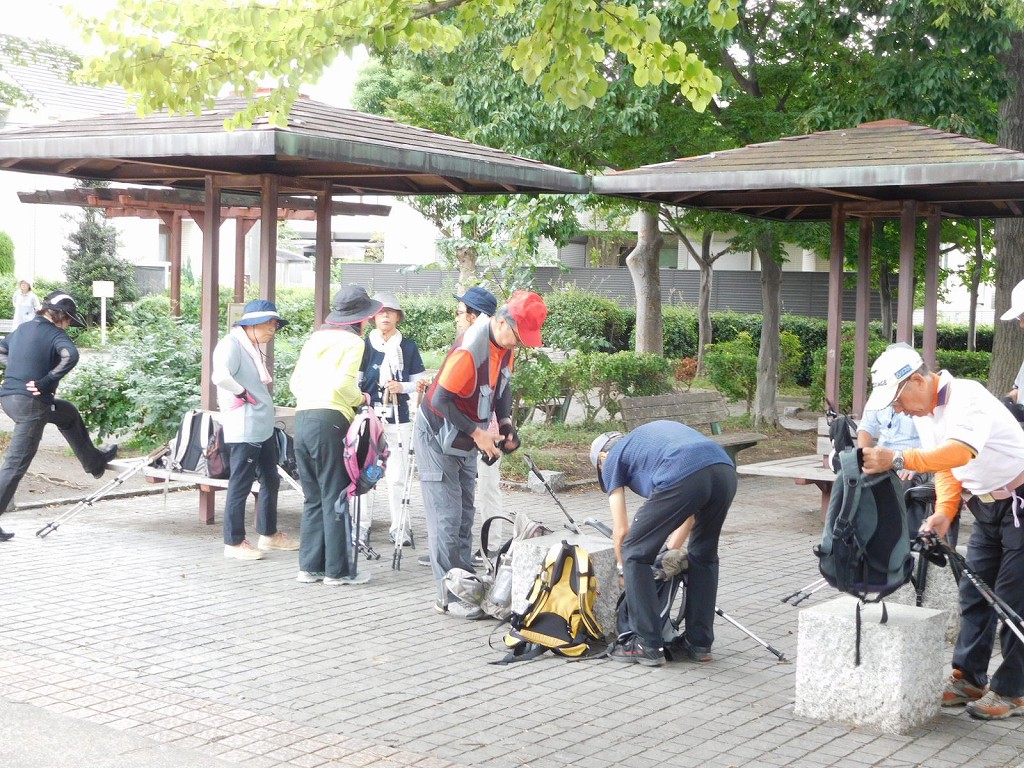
[833,449,864,532]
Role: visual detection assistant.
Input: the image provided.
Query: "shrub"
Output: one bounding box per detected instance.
[703,332,759,412]
[510,351,574,424]
[543,286,628,352]
[807,336,890,414]
[935,350,991,384]
[0,231,14,275]
[663,305,699,359]
[566,351,674,423]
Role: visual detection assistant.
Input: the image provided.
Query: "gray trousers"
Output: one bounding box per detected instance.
[413,413,478,603]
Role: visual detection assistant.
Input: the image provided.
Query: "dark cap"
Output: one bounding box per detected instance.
[41,290,85,328]
[454,286,497,317]
[234,299,288,328]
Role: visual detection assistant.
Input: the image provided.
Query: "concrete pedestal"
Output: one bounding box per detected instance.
[887,553,961,643]
[510,532,621,640]
[795,596,945,734]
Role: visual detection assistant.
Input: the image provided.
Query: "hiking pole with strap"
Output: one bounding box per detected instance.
[522,453,582,534]
[36,445,170,538]
[933,536,1024,645]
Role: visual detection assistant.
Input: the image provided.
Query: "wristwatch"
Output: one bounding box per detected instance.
[891,451,904,472]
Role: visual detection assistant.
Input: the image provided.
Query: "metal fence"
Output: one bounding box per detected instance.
[336,264,888,321]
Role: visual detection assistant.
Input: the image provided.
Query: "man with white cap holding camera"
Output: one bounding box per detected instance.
[861,343,1024,719]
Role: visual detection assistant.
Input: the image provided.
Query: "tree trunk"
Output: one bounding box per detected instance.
[696,229,714,375]
[455,245,478,291]
[626,207,664,355]
[967,221,983,352]
[753,232,781,429]
[992,32,1024,395]
[876,223,894,341]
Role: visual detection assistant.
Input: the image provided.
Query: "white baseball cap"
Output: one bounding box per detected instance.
[1000,279,1024,321]
[864,344,925,412]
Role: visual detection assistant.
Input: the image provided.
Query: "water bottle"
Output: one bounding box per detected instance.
[490,553,513,608]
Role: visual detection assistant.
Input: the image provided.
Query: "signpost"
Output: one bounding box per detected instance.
[92,280,114,345]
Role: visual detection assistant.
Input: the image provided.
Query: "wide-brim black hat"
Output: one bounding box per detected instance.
[326,285,382,325]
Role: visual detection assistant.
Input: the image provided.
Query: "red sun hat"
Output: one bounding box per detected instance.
[505,291,547,348]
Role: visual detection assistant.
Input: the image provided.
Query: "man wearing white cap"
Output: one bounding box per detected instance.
[861,343,1024,719]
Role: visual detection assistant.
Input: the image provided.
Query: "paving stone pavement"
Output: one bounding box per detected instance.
[1,465,1023,768]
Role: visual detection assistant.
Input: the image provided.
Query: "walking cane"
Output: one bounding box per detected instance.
[522,453,582,534]
[781,577,829,605]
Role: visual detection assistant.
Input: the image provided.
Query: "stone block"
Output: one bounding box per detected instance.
[527,470,566,494]
[795,596,945,734]
[887,553,961,643]
[510,531,621,640]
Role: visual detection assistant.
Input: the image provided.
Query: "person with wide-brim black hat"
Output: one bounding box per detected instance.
[290,285,381,585]
[0,291,117,541]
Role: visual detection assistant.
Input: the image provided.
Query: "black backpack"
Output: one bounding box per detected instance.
[815,448,913,602]
[828,414,858,473]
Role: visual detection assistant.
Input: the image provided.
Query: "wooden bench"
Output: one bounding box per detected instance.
[618,390,767,461]
[737,454,835,518]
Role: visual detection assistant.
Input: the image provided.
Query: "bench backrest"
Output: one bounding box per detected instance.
[619,391,730,433]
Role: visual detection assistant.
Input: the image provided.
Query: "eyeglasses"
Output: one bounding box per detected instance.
[506,318,524,348]
[889,377,910,408]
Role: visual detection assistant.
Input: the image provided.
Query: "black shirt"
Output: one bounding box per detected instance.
[0,315,79,405]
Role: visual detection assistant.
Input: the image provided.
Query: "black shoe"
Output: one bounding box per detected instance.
[0,526,13,542]
[668,633,713,662]
[609,636,665,667]
[90,445,119,479]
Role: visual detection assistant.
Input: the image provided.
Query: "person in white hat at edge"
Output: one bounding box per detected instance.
[861,342,1024,720]
[1000,278,1024,405]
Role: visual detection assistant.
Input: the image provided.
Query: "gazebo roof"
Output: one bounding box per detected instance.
[0,96,589,196]
[593,119,1024,221]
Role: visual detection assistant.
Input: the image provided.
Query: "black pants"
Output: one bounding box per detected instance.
[621,463,737,650]
[0,394,105,514]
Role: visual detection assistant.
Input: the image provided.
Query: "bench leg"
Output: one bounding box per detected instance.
[794,479,834,521]
[199,489,216,525]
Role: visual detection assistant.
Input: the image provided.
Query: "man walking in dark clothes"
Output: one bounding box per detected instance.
[591,421,736,666]
[0,291,117,540]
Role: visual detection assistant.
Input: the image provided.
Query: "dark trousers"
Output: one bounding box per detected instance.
[0,394,105,514]
[294,409,354,579]
[223,435,280,546]
[621,463,737,650]
[952,495,1024,697]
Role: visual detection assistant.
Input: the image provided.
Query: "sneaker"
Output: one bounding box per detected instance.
[389,530,413,547]
[667,633,713,662]
[609,636,666,667]
[942,669,987,707]
[434,599,485,620]
[966,690,1024,720]
[472,551,486,567]
[324,572,371,585]
[0,526,13,542]
[418,552,431,567]
[258,532,299,551]
[90,444,119,479]
[296,570,325,583]
[224,541,264,560]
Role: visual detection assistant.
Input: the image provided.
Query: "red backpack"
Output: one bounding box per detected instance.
[343,407,390,499]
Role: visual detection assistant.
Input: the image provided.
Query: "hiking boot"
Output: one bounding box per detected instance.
[609,636,665,667]
[434,599,485,620]
[324,572,371,585]
[418,552,431,567]
[224,541,263,560]
[257,532,299,551]
[296,570,325,583]
[90,444,119,479]
[668,633,713,662]
[966,690,1024,720]
[942,669,986,707]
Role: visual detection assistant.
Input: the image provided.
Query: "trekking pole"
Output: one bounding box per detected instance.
[938,538,1024,645]
[714,607,787,661]
[522,453,582,534]
[36,446,169,538]
[781,577,828,605]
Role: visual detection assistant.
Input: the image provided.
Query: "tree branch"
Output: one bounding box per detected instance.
[410,0,475,20]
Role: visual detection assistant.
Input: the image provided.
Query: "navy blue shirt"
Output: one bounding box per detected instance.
[601,421,733,498]
[0,315,79,405]
[360,337,425,424]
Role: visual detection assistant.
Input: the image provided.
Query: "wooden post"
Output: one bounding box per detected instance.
[826,203,846,413]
